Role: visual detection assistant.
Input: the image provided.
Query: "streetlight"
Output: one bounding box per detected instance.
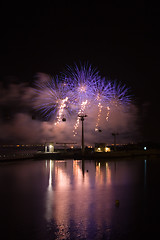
[78,114,87,155]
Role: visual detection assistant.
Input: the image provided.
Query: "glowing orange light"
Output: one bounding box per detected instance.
[95,102,102,131]
[55,97,68,125]
[73,100,88,136]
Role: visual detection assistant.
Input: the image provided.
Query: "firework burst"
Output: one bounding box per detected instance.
[33,75,71,123]
[63,64,104,133]
[109,81,131,107]
[63,63,101,104]
[33,64,132,136]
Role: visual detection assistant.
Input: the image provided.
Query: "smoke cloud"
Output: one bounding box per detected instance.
[0,76,140,146]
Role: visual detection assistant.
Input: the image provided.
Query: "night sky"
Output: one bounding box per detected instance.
[0,1,159,144]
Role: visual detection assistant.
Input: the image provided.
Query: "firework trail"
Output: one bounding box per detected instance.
[33,75,71,124]
[73,100,88,136]
[91,78,112,131]
[54,96,68,125]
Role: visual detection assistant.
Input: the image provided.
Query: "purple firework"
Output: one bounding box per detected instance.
[33,64,132,134]
[109,81,132,107]
[63,63,102,105]
[33,74,71,122]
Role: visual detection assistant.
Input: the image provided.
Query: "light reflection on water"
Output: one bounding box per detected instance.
[45,160,114,239]
[43,159,142,240]
[1,158,159,239]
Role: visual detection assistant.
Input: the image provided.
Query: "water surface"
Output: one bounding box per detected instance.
[0,158,160,239]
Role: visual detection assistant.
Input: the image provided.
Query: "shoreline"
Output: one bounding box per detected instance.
[1,149,160,162]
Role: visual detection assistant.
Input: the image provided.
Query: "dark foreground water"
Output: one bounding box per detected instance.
[0,158,160,240]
